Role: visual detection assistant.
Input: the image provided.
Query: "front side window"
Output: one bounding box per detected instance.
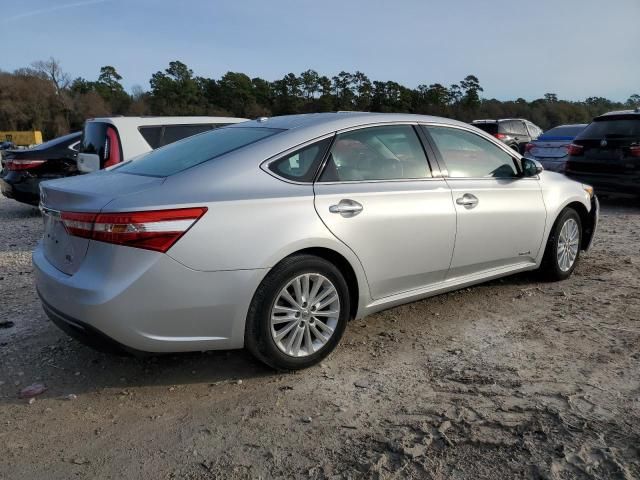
[269,138,331,182]
[117,127,282,177]
[426,126,518,178]
[319,125,431,182]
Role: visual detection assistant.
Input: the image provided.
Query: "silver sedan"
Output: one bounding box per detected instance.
[33,113,598,369]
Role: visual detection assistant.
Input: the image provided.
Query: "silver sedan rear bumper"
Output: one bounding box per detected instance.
[33,241,267,353]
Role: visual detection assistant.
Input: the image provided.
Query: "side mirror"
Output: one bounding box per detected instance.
[521,157,543,177]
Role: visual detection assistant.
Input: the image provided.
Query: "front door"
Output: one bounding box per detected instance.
[314,124,457,299]
[423,125,547,279]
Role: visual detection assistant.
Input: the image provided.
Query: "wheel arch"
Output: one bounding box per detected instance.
[561,200,594,251]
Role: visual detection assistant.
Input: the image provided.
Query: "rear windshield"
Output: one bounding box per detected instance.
[116,127,282,176]
[472,123,498,134]
[577,117,640,140]
[80,121,108,156]
[540,125,586,140]
[29,132,80,151]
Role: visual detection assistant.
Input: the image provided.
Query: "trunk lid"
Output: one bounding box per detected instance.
[529,140,570,159]
[39,171,164,275]
[568,138,637,174]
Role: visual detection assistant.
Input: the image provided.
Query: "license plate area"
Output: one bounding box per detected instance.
[40,206,88,275]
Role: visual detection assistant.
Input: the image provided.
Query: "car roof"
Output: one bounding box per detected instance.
[471,118,528,123]
[86,116,248,127]
[597,109,640,118]
[228,112,470,135]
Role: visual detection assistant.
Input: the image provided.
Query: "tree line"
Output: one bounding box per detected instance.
[1,57,638,140]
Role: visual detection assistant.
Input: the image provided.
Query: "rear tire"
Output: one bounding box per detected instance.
[540,208,582,281]
[245,254,350,370]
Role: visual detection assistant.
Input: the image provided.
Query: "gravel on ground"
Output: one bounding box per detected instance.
[0,195,639,479]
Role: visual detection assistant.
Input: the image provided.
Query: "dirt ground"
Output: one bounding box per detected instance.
[0,194,639,480]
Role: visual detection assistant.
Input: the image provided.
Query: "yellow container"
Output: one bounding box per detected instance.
[0,130,43,146]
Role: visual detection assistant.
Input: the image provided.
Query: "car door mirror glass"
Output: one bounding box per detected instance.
[521,157,543,177]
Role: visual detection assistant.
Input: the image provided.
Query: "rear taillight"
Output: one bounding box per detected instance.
[494,133,507,140]
[6,159,47,171]
[103,126,122,168]
[61,207,207,252]
[630,145,640,158]
[567,144,584,156]
[524,143,535,153]
[60,212,97,239]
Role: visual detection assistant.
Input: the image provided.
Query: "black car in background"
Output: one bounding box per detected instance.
[565,110,640,197]
[0,132,81,205]
[471,118,543,153]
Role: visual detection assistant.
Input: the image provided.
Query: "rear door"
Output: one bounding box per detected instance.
[423,125,547,279]
[313,124,456,299]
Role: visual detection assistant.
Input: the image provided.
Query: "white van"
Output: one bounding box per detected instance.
[77,116,247,173]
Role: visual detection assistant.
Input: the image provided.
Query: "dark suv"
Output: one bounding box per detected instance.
[565,109,640,197]
[471,119,543,153]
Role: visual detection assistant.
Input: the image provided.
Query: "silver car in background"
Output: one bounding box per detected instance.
[34,113,598,370]
[524,124,588,173]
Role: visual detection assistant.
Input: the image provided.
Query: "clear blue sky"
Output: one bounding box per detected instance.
[2,0,639,102]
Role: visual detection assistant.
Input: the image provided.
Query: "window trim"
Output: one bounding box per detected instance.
[314,123,439,184]
[420,123,533,180]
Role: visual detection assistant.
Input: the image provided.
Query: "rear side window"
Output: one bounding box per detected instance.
[269,138,332,182]
[426,126,518,178]
[577,117,640,140]
[319,125,431,182]
[139,126,163,149]
[503,120,526,135]
[514,121,528,136]
[161,124,214,146]
[117,127,282,176]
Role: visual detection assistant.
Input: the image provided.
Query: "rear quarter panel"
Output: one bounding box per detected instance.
[104,156,373,316]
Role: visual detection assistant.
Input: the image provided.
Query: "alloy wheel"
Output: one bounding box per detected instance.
[557,218,579,272]
[270,273,340,357]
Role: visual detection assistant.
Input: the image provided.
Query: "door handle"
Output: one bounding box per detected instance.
[456,194,479,209]
[329,199,363,217]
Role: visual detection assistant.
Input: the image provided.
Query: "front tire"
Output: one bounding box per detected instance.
[245,254,350,370]
[540,208,582,281]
